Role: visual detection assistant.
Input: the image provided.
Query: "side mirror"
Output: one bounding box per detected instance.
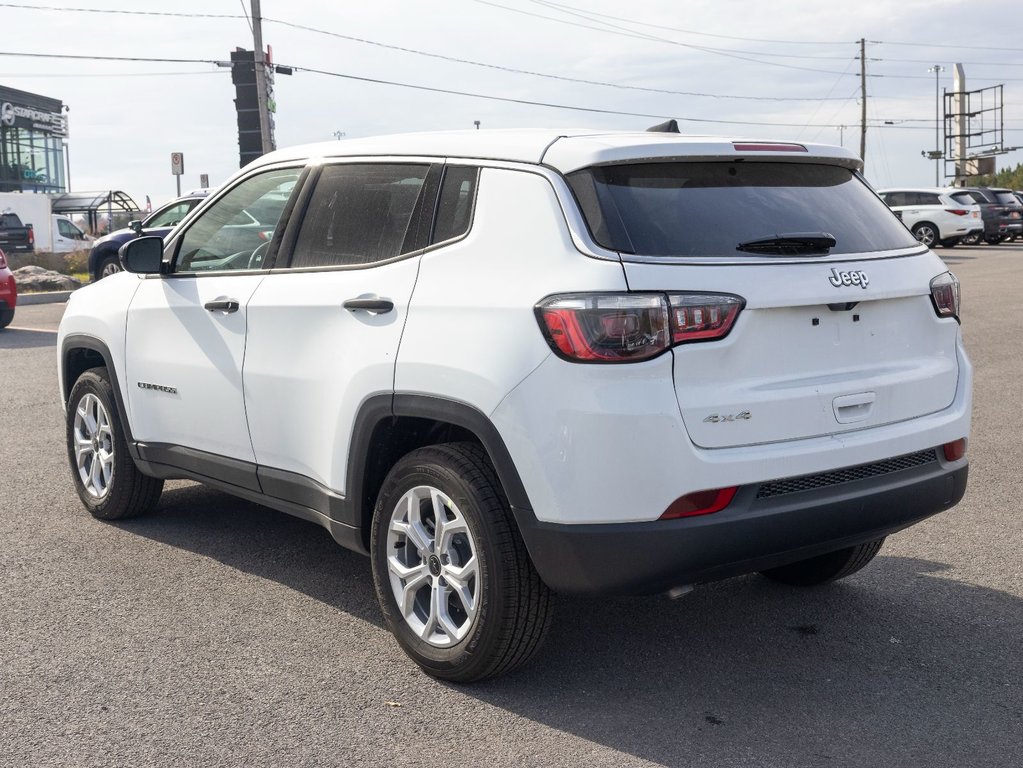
[119,236,164,274]
[129,220,143,235]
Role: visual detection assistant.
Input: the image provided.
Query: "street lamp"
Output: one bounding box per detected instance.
[928,65,945,186]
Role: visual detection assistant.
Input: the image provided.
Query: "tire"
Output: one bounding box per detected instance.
[97,253,122,280]
[911,222,939,247]
[939,238,959,249]
[984,236,1002,245]
[370,442,553,683]
[960,232,981,246]
[760,538,885,586]
[66,367,163,520]
[0,307,13,329]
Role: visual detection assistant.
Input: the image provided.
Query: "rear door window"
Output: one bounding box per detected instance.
[289,164,431,268]
[567,162,918,257]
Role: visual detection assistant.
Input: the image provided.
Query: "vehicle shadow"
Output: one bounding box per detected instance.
[126,485,1021,767]
[0,327,57,349]
[123,483,383,627]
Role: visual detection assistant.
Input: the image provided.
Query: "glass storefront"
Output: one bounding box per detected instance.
[0,85,67,194]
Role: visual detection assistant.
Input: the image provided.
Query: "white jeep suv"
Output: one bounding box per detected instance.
[59,130,971,682]
[876,187,983,248]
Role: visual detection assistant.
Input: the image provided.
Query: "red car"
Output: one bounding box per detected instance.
[0,247,16,329]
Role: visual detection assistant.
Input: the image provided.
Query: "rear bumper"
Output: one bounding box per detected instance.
[514,452,967,595]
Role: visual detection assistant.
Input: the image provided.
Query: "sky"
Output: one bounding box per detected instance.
[3,0,1023,208]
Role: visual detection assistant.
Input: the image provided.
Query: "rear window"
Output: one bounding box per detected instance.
[994,191,1019,205]
[567,162,919,257]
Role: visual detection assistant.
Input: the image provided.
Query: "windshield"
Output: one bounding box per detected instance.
[566,162,919,257]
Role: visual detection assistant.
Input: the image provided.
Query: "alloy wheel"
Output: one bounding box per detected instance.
[385,485,480,648]
[73,392,114,499]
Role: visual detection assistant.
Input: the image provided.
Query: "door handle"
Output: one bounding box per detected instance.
[343,297,394,314]
[204,298,240,313]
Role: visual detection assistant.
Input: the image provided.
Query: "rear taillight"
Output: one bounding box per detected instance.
[537,293,669,362]
[668,293,744,344]
[929,271,960,321]
[945,209,970,216]
[660,487,738,519]
[536,292,744,363]
[27,227,34,245]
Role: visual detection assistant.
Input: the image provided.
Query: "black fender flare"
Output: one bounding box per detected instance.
[346,393,536,532]
[61,334,139,455]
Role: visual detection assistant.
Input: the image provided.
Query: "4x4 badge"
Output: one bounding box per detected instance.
[704,411,751,423]
[829,267,869,289]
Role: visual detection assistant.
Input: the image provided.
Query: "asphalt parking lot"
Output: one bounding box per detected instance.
[1,247,1021,768]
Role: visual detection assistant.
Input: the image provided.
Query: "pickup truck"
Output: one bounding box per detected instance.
[0,212,34,253]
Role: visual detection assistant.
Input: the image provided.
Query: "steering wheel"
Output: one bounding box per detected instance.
[247,240,271,269]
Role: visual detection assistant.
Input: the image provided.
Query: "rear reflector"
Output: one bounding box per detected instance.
[660,487,738,519]
[942,439,967,462]
[733,142,808,153]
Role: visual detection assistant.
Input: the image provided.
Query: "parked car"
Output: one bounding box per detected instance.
[946,187,1023,244]
[875,188,982,248]
[0,211,34,253]
[58,130,971,682]
[87,192,209,282]
[0,247,16,329]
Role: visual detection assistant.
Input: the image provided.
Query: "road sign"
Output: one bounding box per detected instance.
[171,152,184,176]
[200,173,209,189]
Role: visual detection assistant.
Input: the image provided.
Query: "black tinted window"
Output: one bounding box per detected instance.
[432,166,478,244]
[951,191,978,205]
[918,193,941,206]
[882,191,908,207]
[568,162,918,256]
[994,191,1019,205]
[291,164,429,268]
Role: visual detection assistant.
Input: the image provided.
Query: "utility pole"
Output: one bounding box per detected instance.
[929,65,945,186]
[859,38,867,164]
[251,0,273,155]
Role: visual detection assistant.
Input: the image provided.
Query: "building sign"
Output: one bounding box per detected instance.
[0,101,66,136]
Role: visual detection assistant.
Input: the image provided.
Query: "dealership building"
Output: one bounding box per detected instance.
[0,85,68,194]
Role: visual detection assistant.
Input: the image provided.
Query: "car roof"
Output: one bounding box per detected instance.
[876,187,953,194]
[253,128,863,176]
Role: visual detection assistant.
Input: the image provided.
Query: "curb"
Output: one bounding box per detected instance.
[19,290,74,306]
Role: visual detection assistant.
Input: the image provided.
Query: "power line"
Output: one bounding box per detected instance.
[0,2,243,18]
[0,51,225,65]
[237,0,252,33]
[526,0,853,45]
[872,39,1023,53]
[262,17,854,102]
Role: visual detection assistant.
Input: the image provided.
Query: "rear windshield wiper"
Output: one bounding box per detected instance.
[736,232,837,255]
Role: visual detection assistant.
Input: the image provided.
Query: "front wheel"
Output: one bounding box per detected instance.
[760,538,885,586]
[66,367,163,520]
[98,253,122,280]
[370,442,552,682]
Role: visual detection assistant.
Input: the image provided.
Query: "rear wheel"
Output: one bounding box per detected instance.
[960,232,981,246]
[370,442,553,682]
[984,236,1003,245]
[66,367,163,520]
[939,237,959,248]
[760,538,885,586]
[0,307,13,329]
[911,222,939,247]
